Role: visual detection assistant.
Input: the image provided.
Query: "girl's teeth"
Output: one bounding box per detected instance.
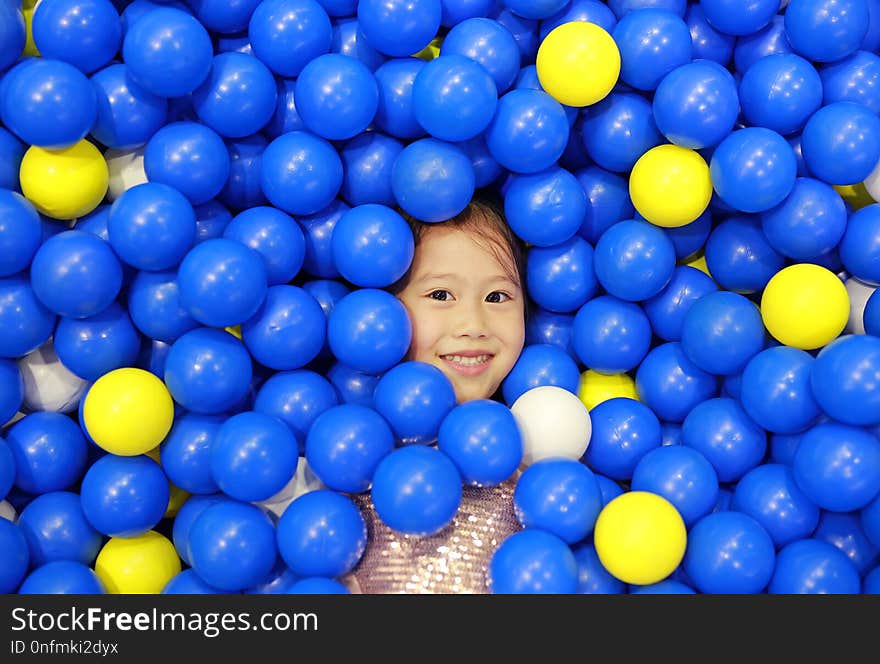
[445,355,490,366]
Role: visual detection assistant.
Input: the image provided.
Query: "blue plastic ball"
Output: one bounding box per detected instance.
[80,454,169,537]
[769,538,861,594]
[581,92,661,173]
[526,308,577,360]
[760,178,847,260]
[241,285,326,370]
[223,206,304,286]
[54,303,141,381]
[289,577,350,593]
[371,445,462,535]
[490,7,539,62]
[264,78,304,139]
[867,567,880,593]
[631,445,718,527]
[391,138,475,222]
[811,335,880,427]
[0,275,56,359]
[18,491,102,566]
[0,518,29,592]
[164,327,254,414]
[373,58,426,140]
[330,17,386,71]
[821,50,880,115]
[127,270,199,343]
[485,89,568,174]
[171,493,225,566]
[514,458,601,544]
[501,343,581,405]
[814,511,879,577]
[608,0,686,17]
[253,370,338,447]
[331,204,413,288]
[801,101,880,185]
[122,7,213,98]
[327,288,411,374]
[219,134,269,210]
[526,236,598,313]
[793,422,880,512]
[162,569,223,594]
[33,0,121,74]
[572,542,626,594]
[866,290,880,336]
[585,397,662,480]
[6,412,88,495]
[277,489,366,577]
[0,2,25,75]
[248,0,331,77]
[160,414,223,495]
[489,529,578,593]
[841,205,880,285]
[261,131,343,216]
[441,17,520,93]
[0,361,23,427]
[0,58,97,147]
[740,346,821,435]
[188,500,277,591]
[0,190,41,278]
[636,342,718,422]
[613,9,691,91]
[340,132,403,207]
[784,0,869,63]
[684,511,776,593]
[437,399,522,487]
[19,561,106,594]
[700,0,778,36]
[739,54,822,137]
[357,0,440,57]
[681,397,766,483]
[90,63,167,150]
[643,266,717,342]
[685,3,734,66]
[177,238,268,327]
[540,0,618,38]
[629,579,695,594]
[594,220,676,302]
[373,361,457,446]
[306,404,394,493]
[575,166,635,244]
[572,295,652,374]
[326,362,380,408]
[0,128,25,191]
[704,216,785,294]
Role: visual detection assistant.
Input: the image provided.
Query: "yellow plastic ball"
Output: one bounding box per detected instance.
[413,36,443,61]
[95,531,181,594]
[83,368,174,456]
[835,182,874,211]
[594,491,687,586]
[20,140,109,220]
[144,446,190,517]
[761,264,849,350]
[681,252,712,277]
[578,370,638,411]
[22,0,40,57]
[536,22,620,107]
[629,144,712,228]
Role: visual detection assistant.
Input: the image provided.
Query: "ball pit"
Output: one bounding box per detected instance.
[2,0,880,598]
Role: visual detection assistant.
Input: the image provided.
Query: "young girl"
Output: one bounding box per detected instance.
[348,197,529,593]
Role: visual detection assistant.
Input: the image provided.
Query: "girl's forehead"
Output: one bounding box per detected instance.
[416,227,514,271]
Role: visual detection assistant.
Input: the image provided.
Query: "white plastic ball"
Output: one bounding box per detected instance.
[510,385,592,466]
[863,155,880,203]
[845,276,877,335]
[17,340,89,413]
[104,146,148,202]
[0,500,16,522]
[254,456,325,519]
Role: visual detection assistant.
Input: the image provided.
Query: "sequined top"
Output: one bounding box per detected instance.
[347,477,521,594]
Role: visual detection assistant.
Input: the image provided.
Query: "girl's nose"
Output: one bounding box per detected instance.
[453,301,489,338]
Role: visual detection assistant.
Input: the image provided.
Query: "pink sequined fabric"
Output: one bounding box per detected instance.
[347,478,521,594]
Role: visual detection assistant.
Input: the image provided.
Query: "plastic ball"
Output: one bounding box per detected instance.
[811,335,880,427]
[19,140,109,220]
[760,178,847,260]
[867,290,880,336]
[217,207,303,286]
[277,490,366,577]
[844,278,878,335]
[1,58,96,148]
[629,579,695,594]
[501,167,585,248]
[760,263,849,350]
[814,511,879,576]
[177,238,268,327]
[219,134,269,211]
[159,414,222,495]
[357,0,440,57]
[188,501,276,591]
[162,568,223,594]
[488,529,578,593]
[593,491,687,586]
[535,21,619,107]
[500,344,579,407]
[0,1,25,74]
[248,0,331,77]
[701,0,778,36]
[373,58,425,140]
[253,370,339,446]
[631,445,717,527]
[373,361,456,446]
[802,101,880,186]
[686,3,734,66]
[636,342,718,422]
[683,511,775,593]
[526,236,598,313]
[510,385,592,466]
[711,127,797,213]
[572,296,651,375]
[89,63,168,150]
[577,369,639,411]
[339,132,402,207]
[122,7,213,98]
[6,411,87,494]
[581,92,662,174]
[513,458,601,544]
[305,404,394,493]
[441,17,520,93]
[821,50,880,116]
[371,445,461,535]
[94,530,181,593]
[18,491,102,566]
[484,89,568,174]
[575,166,635,244]
[629,145,712,228]
[391,137,475,222]
[539,0,617,38]
[164,327,253,414]
[594,220,676,302]
[170,493,225,567]
[0,128,24,191]
[53,303,140,382]
[103,146,147,202]
[0,518,29,592]
[784,0,869,63]
[80,454,168,538]
[584,397,662,480]
[570,541,626,594]
[327,362,380,408]
[327,288,411,374]
[612,9,691,91]
[526,307,576,360]
[288,577,349,593]
[330,16,386,71]
[19,560,106,594]
[33,0,121,74]
[643,266,717,342]
[840,205,880,285]
[769,539,861,594]
[261,131,343,216]
[17,340,88,413]
[331,204,413,288]
[704,216,784,294]
[739,54,822,137]
[0,360,23,426]
[0,191,41,278]
[126,270,199,344]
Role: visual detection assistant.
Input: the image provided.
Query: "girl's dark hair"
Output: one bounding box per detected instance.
[390,195,529,319]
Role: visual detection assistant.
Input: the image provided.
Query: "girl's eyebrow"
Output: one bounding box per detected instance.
[414,272,460,282]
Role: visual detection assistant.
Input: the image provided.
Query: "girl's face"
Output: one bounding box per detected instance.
[396,226,526,403]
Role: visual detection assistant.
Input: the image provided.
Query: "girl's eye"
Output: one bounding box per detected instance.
[486,291,511,303]
[429,290,451,301]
